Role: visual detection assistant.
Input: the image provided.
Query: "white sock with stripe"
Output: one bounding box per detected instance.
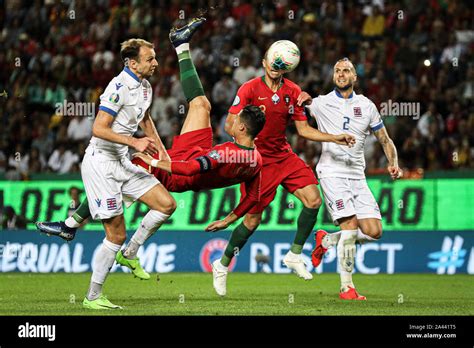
[88,238,122,300]
[123,210,170,259]
[356,228,377,244]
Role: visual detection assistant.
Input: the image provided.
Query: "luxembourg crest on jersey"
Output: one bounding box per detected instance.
[353,107,362,117]
[143,87,148,101]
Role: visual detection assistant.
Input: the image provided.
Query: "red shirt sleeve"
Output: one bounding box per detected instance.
[233,171,261,217]
[290,84,307,121]
[171,155,221,176]
[228,81,252,114]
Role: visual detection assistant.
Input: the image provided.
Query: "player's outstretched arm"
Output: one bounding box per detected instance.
[206,172,261,232]
[139,109,170,161]
[93,110,159,154]
[294,120,356,147]
[132,152,221,176]
[374,127,402,180]
[205,212,239,232]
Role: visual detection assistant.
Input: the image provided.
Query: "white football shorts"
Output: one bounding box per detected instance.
[81,146,159,220]
[319,177,381,225]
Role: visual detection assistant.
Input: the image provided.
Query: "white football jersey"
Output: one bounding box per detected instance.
[307,89,384,179]
[89,67,153,158]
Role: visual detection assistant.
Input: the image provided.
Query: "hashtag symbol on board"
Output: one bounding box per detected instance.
[427,236,467,274]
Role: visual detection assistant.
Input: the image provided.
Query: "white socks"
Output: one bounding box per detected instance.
[337,230,357,292]
[65,216,81,228]
[340,268,355,292]
[175,43,190,56]
[323,228,377,249]
[123,210,170,259]
[356,228,377,244]
[88,238,121,300]
[337,230,357,272]
[322,231,341,249]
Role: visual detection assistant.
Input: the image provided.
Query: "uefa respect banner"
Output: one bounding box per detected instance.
[0,230,473,274]
[0,179,473,231]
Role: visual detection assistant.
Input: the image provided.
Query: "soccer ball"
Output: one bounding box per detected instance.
[265,40,301,73]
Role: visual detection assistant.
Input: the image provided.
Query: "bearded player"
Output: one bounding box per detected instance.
[36,17,266,265]
[210,43,356,296]
[299,58,402,300]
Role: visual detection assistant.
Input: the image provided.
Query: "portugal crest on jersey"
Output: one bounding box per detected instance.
[271,93,280,104]
[208,150,221,160]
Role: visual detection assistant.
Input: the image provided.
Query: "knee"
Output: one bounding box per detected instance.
[372,227,383,240]
[305,195,322,209]
[114,233,127,245]
[192,96,211,112]
[161,196,177,215]
[360,223,383,240]
[243,214,261,231]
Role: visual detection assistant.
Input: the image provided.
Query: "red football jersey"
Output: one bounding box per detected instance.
[153,142,263,217]
[228,76,307,164]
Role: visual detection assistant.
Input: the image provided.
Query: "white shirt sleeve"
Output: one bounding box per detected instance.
[369,101,384,132]
[307,97,320,120]
[98,78,126,117]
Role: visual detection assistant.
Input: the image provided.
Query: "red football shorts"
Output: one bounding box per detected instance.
[240,153,318,214]
[132,127,213,168]
[131,127,213,190]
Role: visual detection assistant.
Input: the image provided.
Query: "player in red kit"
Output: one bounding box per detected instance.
[36,18,266,275]
[210,44,356,296]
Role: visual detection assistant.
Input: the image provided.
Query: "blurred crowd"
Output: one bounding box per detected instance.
[0,0,473,180]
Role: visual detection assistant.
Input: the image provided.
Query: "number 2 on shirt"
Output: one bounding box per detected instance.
[343,116,350,130]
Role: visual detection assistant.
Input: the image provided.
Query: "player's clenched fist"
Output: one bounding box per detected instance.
[334,134,356,147]
[388,165,403,180]
[132,137,159,155]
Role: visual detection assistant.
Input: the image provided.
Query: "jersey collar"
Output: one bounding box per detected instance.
[261,76,284,92]
[123,66,142,88]
[233,141,255,150]
[334,88,354,99]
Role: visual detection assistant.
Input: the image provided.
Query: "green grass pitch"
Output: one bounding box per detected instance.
[0,273,472,316]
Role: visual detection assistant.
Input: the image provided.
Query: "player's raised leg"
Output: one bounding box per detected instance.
[283,184,321,280]
[169,17,210,134]
[312,223,381,267]
[35,199,91,241]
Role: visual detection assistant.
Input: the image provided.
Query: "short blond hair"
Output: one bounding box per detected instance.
[334,57,356,74]
[120,38,154,63]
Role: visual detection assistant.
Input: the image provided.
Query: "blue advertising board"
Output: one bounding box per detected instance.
[0,230,473,274]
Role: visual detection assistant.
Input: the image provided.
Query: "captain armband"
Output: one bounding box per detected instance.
[195,156,212,173]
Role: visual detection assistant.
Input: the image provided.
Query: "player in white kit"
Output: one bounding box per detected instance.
[81,39,176,309]
[298,58,402,300]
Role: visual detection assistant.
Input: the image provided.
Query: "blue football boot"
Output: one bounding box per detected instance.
[35,221,77,242]
[169,17,206,47]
